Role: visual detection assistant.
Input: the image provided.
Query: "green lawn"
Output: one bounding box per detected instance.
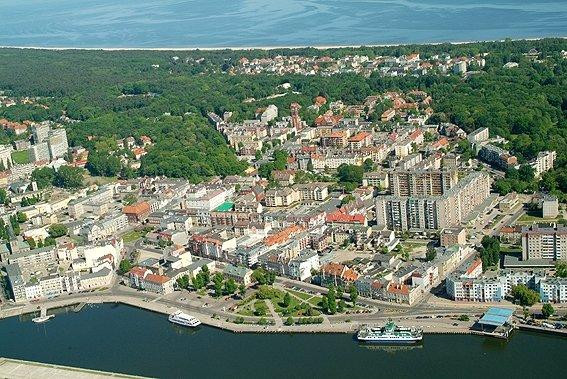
[122,230,146,243]
[11,150,29,164]
[308,296,323,307]
[286,289,312,301]
[517,211,558,224]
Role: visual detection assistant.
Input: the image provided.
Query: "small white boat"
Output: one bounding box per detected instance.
[32,314,55,323]
[168,311,201,327]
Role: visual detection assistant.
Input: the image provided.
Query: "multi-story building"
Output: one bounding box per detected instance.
[478,143,517,170]
[294,183,329,202]
[265,188,300,207]
[376,172,490,231]
[529,151,556,178]
[47,128,69,160]
[467,127,489,145]
[521,225,567,261]
[0,144,13,169]
[388,169,458,197]
[542,195,559,219]
[362,171,389,189]
[440,227,466,247]
[29,142,50,162]
[31,122,50,144]
[539,278,567,303]
[260,104,278,123]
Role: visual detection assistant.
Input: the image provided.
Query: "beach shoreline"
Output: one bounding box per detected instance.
[0,36,565,52]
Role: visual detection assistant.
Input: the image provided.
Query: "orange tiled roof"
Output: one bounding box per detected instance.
[321,263,345,277]
[144,273,170,285]
[348,132,371,143]
[264,225,303,246]
[466,259,483,275]
[326,210,365,224]
[123,201,150,216]
[388,283,410,295]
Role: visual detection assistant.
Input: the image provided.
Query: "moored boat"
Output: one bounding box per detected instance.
[168,311,201,327]
[32,314,55,323]
[357,321,423,344]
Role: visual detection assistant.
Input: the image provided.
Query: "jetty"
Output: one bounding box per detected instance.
[0,357,145,378]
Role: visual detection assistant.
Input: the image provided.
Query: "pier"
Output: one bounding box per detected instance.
[0,357,145,378]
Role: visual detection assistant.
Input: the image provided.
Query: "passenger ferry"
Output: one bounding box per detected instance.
[32,314,55,323]
[168,311,201,327]
[357,321,423,344]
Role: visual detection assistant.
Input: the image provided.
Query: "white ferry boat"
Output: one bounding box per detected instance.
[357,321,423,344]
[32,314,55,323]
[168,311,201,327]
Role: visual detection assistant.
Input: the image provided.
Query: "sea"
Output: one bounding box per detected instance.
[0,0,566,48]
[0,303,566,378]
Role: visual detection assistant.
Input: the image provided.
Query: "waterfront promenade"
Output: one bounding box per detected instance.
[0,284,490,335]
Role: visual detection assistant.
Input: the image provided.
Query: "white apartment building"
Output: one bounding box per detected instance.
[529,151,556,178]
[521,225,567,261]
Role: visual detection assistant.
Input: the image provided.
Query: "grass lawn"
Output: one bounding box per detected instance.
[286,289,311,301]
[236,302,256,317]
[517,210,558,224]
[500,245,522,255]
[308,296,323,307]
[401,241,428,252]
[83,175,118,186]
[11,150,29,164]
[122,230,146,243]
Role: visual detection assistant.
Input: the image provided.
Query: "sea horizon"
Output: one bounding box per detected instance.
[1,0,566,50]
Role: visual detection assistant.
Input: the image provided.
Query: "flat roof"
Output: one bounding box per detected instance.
[478,307,514,327]
[215,201,234,212]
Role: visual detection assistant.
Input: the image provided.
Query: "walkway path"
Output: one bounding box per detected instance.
[265,300,283,328]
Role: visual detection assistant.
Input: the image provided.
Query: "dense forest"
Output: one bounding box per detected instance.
[0,38,565,191]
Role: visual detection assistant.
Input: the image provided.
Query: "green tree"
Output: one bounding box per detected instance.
[223,278,237,295]
[327,286,337,315]
[238,283,246,298]
[320,295,329,314]
[480,236,500,269]
[54,166,84,189]
[285,316,294,326]
[555,262,567,278]
[16,212,27,223]
[337,164,363,187]
[176,275,190,290]
[31,167,56,189]
[0,188,7,204]
[363,158,374,172]
[338,299,346,313]
[213,273,224,297]
[425,247,437,261]
[86,152,121,177]
[511,284,539,306]
[200,265,210,284]
[283,292,292,307]
[48,223,68,238]
[349,285,358,305]
[191,275,204,290]
[119,259,133,274]
[542,303,555,319]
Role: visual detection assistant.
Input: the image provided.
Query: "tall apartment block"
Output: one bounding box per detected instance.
[521,225,567,261]
[376,171,491,231]
[387,169,458,197]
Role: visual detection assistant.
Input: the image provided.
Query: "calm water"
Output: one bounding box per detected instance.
[0,303,566,378]
[0,0,566,48]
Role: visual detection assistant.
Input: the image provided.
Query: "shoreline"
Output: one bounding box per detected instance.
[5,295,567,339]
[1,293,475,336]
[0,36,565,52]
